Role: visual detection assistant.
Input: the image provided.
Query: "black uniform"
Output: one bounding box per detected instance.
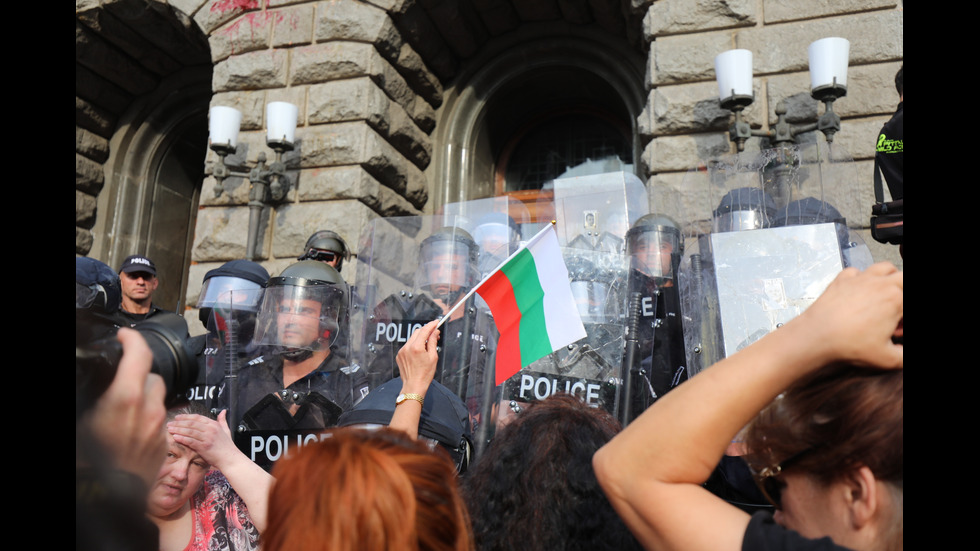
[626,270,688,416]
[367,292,490,417]
[875,102,903,200]
[113,304,172,327]
[223,351,369,432]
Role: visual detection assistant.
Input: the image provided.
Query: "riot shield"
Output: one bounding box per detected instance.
[215,284,365,471]
[189,288,265,409]
[620,217,691,423]
[495,245,629,428]
[440,196,532,276]
[489,174,639,426]
[669,142,873,512]
[677,142,875,372]
[552,171,649,254]
[352,216,498,452]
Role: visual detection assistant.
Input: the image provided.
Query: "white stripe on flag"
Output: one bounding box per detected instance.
[527,227,587,348]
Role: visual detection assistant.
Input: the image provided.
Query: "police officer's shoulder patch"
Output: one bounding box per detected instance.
[340,364,361,374]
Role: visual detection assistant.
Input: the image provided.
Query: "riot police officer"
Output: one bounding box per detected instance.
[298,229,351,272]
[368,226,489,413]
[189,259,269,405]
[221,260,368,469]
[712,187,777,233]
[472,212,521,276]
[623,214,689,418]
[419,227,481,309]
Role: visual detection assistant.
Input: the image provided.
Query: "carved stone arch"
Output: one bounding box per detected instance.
[94,68,211,310]
[430,27,646,214]
[76,0,212,311]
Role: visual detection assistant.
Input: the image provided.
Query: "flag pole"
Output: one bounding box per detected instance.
[435,220,557,330]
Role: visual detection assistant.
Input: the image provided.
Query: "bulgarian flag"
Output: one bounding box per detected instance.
[439,223,587,385]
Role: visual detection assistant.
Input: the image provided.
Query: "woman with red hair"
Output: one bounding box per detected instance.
[263,428,472,551]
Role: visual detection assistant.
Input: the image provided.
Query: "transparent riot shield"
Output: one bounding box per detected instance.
[351,216,499,454]
[495,245,629,428]
[440,196,532,277]
[192,288,265,409]
[215,284,365,472]
[620,215,691,423]
[678,142,873,372]
[552,171,649,254]
[670,142,873,512]
[491,173,639,426]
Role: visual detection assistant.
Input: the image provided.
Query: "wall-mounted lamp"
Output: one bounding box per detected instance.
[208,102,299,260]
[715,37,850,152]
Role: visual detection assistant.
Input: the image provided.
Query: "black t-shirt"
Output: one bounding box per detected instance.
[113,304,172,327]
[742,512,852,551]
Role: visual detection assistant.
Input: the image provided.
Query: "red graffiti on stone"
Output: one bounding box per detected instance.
[211,0,264,13]
[218,11,284,55]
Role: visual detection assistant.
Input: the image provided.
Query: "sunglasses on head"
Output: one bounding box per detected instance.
[752,446,818,509]
[304,249,337,263]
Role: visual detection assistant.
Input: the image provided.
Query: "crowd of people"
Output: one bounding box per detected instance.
[77,212,903,551]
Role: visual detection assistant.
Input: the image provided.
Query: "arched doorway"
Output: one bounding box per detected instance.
[77,0,212,312]
[430,29,645,222]
[96,68,211,311]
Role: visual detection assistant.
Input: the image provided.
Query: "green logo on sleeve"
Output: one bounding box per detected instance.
[877,133,903,153]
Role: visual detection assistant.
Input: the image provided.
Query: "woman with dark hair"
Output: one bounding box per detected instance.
[262,428,473,551]
[594,263,903,551]
[463,394,643,551]
[743,365,903,547]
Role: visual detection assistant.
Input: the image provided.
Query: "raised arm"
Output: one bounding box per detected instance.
[390,320,440,439]
[593,263,903,551]
[168,410,274,532]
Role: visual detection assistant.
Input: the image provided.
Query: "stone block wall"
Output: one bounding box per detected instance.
[188,3,439,265]
[148,0,903,327]
[638,0,903,265]
[184,0,444,330]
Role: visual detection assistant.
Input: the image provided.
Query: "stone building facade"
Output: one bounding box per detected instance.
[76,0,903,328]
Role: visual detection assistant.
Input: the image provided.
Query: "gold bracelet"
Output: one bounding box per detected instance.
[395,392,424,407]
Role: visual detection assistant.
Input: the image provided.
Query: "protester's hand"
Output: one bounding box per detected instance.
[396,320,440,396]
[89,328,167,486]
[799,262,903,369]
[169,410,239,471]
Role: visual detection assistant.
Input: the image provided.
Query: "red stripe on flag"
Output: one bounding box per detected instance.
[476,269,524,385]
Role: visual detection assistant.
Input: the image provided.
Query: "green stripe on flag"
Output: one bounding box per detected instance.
[500,248,553,367]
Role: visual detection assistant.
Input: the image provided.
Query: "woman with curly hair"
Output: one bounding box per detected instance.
[463,394,643,551]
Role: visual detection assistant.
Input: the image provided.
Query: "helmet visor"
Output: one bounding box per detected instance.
[252,284,344,351]
[627,230,679,280]
[197,277,264,310]
[714,210,769,233]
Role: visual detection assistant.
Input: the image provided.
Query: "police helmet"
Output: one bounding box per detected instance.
[299,230,351,272]
[197,260,270,325]
[772,198,850,255]
[76,257,121,315]
[472,213,521,274]
[625,214,683,282]
[252,260,348,351]
[472,213,520,253]
[417,227,481,301]
[772,197,845,227]
[713,187,777,233]
[337,377,473,474]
